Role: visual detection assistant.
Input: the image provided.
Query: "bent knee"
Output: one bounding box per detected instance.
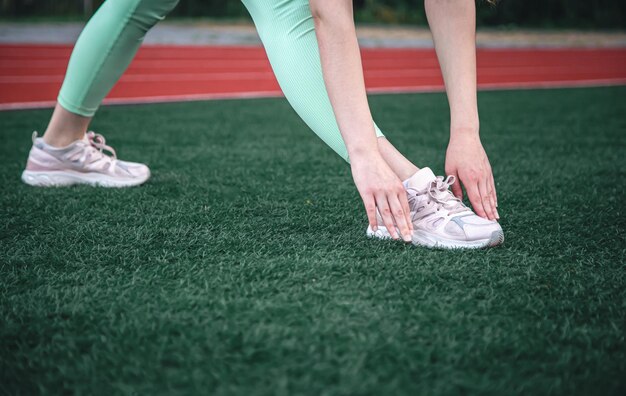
[129,0,180,30]
[243,0,310,20]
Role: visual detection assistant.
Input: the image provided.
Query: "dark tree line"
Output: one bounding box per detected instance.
[2,0,625,28]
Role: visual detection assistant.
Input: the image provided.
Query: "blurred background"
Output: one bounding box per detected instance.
[1,0,625,28]
[1,0,624,109]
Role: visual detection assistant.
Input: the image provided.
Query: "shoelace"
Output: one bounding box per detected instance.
[72,132,117,167]
[408,175,469,217]
[86,131,117,159]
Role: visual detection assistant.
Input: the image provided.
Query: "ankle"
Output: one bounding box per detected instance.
[42,130,85,148]
[42,103,91,148]
[376,137,419,181]
[398,165,419,182]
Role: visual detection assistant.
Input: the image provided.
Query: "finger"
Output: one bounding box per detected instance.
[465,180,488,219]
[376,196,399,240]
[484,161,499,218]
[449,170,463,199]
[488,174,499,219]
[490,172,499,208]
[388,194,412,242]
[484,166,498,219]
[478,179,496,220]
[399,189,413,232]
[362,194,378,231]
[490,194,498,220]
[485,175,496,218]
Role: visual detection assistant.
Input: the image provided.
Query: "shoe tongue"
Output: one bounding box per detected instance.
[404,167,437,190]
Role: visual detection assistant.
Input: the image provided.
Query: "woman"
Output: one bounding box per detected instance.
[306,0,503,248]
[21,0,502,249]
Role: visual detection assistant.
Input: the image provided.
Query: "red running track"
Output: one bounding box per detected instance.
[1,44,625,111]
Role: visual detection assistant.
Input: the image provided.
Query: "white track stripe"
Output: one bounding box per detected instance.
[1,78,625,112]
[1,64,623,84]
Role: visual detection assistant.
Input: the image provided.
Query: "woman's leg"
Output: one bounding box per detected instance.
[377,138,419,180]
[241,0,418,180]
[23,0,179,187]
[43,104,91,147]
[43,0,180,147]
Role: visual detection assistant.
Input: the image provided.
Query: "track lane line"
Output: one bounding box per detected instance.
[2,78,625,112]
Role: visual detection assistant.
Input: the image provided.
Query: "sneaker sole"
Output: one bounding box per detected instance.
[21,170,150,188]
[366,225,504,249]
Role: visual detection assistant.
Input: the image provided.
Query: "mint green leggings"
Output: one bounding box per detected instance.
[58,0,384,161]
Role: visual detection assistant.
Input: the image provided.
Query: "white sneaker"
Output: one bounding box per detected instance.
[21,131,150,187]
[367,167,504,249]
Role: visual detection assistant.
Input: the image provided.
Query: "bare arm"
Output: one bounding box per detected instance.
[426,0,499,220]
[310,0,377,159]
[310,0,412,241]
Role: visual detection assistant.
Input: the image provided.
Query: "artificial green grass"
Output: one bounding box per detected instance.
[1,87,624,395]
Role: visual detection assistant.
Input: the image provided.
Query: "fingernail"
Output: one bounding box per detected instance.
[372,226,378,232]
[403,235,411,242]
[495,209,500,219]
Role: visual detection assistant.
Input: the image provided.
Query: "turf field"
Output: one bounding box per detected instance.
[1,86,624,395]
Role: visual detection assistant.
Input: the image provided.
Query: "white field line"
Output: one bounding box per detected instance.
[1,78,625,112]
[1,64,624,84]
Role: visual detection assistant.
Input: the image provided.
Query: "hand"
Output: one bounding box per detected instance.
[350,153,413,242]
[445,132,499,220]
